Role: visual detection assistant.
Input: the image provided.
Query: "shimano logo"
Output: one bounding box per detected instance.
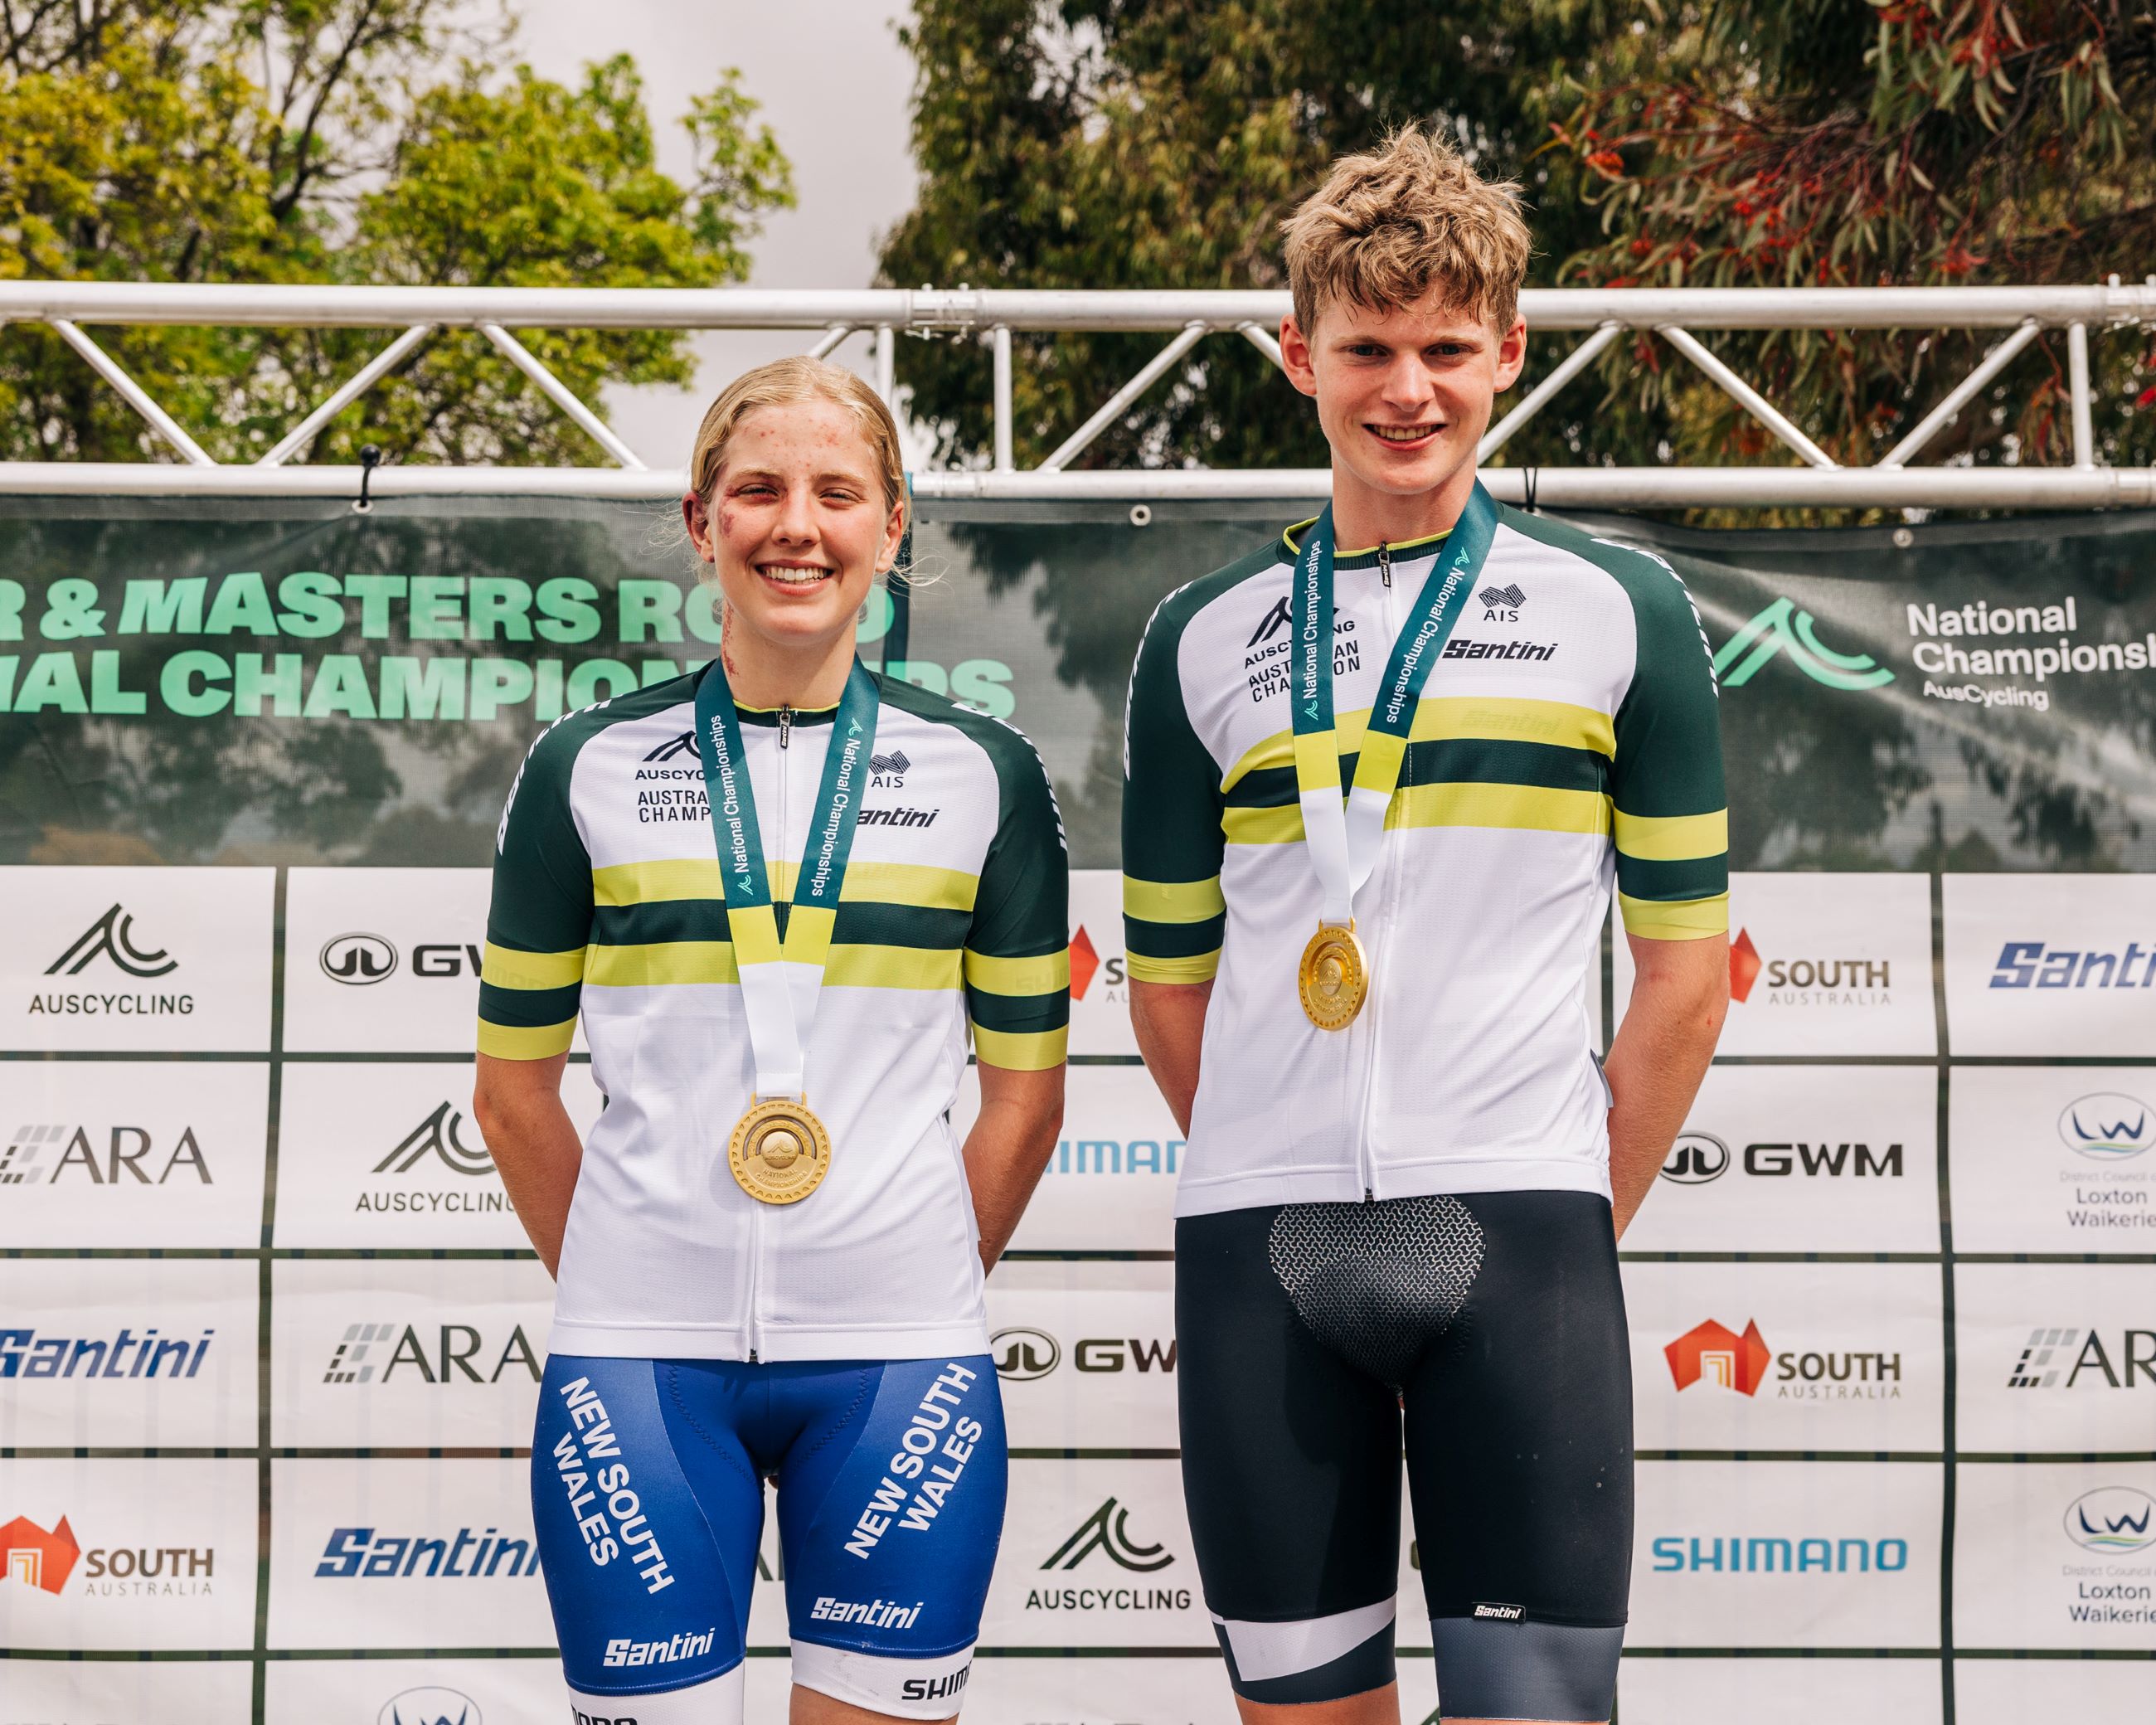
[901,1666,971,1703]
[46,905,177,979]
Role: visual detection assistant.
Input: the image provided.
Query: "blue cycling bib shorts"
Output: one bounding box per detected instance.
[532,1353,1007,1722]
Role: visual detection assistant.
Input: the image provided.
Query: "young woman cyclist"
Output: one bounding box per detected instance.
[473,357,1070,1724]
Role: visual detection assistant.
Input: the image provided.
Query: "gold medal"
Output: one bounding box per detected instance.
[728,1098,833,1205]
[1298,922,1370,1032]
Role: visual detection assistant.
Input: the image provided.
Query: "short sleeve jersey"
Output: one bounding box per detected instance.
[1121,507,1726,1212]
[480,667,1068,1361]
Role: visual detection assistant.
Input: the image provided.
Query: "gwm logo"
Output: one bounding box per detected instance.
[2059,1093,2154,1162]
[1660,1133,1731,1184]
[322,933,397,985]
[991,1327,1061,1381]
[2064,1487,2156,1554]
[2,1513,79,1592]
[46,906,177,978]
[1666,1318,1772,1396]
[1041,1498,1173,1572]
[1715,598,1894,690]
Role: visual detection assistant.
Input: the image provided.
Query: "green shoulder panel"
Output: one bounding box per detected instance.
[1120,535,1284,982]
[479,677,692,1054]
[1498,510,1728,932]
[878,675,1071,1069]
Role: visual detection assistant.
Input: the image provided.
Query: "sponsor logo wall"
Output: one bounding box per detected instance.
[6,853,2154,1718]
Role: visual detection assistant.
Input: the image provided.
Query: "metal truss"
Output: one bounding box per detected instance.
[2,281,2152,508]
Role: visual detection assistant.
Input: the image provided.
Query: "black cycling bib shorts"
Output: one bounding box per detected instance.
[1176,1190,1633,1720]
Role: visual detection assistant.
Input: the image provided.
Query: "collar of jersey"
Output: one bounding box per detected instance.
[1281,518,1452,570]
[731,698,838,728]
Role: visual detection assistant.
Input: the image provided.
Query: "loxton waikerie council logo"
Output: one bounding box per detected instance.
[2064,1487,2156,1554]
[379,1689,481,1725]
[1715,598,1894,691]
[2058,1093,2154,1162]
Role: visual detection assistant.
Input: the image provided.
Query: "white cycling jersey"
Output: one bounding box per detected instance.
[1121,507,1727,1214]
[479,667,1068,1361]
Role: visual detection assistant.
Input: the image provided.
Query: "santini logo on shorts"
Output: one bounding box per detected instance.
[809,1595,923,1630]
[1472,1601,1525,1621]
[602,1628,716,1667]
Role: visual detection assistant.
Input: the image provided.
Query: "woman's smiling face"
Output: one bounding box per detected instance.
[688,398,904,662]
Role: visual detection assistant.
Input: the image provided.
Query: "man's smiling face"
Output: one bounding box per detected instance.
[1281,289,1527,523]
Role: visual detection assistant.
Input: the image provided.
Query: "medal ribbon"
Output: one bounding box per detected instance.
[694,658,881,1100]
[1289,482,1502,924]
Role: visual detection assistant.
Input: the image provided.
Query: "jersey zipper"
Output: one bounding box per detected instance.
[1377,540,1393,589]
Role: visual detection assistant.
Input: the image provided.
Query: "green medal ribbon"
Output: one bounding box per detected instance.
[693,658,881,1099]
[1289,483,1502,923]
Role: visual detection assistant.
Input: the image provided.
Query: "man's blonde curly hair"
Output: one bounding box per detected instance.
[1281,125,1533,337]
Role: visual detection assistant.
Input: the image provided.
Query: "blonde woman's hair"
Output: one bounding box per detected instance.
[687,356,906,522]
[1280,124,1533,337]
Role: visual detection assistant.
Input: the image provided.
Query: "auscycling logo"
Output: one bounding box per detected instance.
[1716,598,1894,691]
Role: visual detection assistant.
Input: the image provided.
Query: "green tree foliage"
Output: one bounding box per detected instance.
[877,0,1616,472]
[882,0,2153,486]
[0,1,794,464]
[1555,0,2156,473]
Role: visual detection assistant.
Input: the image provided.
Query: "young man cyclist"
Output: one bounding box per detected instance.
[475,358,1069,1724]
[1123,130,1730,1725]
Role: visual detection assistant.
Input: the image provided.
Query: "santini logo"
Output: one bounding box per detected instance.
[322,933,396,985]
[46,905,177,979]
[375,1103,495,1177]
[2060,1093,2154,1161]
[2065,1487,2156,1554]
[1041,1498,1173,1572]
[1715,598,1894,691]
[0,1325,213,1381]
[379,1689,481,1725]
[1990,940,2156,990]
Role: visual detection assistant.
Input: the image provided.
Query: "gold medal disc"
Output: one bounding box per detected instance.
[729,1098,833,1205]
[1298,923,1370,1032]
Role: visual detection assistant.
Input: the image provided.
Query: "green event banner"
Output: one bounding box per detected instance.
[2,496,2154,872]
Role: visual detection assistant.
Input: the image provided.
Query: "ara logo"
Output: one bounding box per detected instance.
[2059,1093,2154,1162]
[46,905,177,979]
[1666,1318,1772,1395]
[1247,595,1292,648]
[643,731,697,763]
[380,1689,481,1725]
[322,933,397,985]
[992,1327,1061,1381]
[323,1321,541,1386]
[2,1512,80,1593]
[0,1123,212,1186]
[2065,1487,2156,1554]
[374,1103,495,1177]
[1715,597,1895,691]
[1660,1132,1731,1184]
[1478,582,1527,620]
[869,749,911,787]
[1041,1497,1173,1572]
[2007,1328,2156,1390]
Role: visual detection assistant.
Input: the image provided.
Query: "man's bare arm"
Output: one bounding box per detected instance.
[963,1062,1066,1270]
[473,1051,583,1278]
[1129,978,1212,1136]
[1605,933,1729,1239]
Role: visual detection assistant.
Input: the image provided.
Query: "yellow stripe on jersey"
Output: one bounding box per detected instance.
[1122,875,1226,923]
[583,940,964,991]
[481,942,587,990]
[475,1016,577,1059]
[595,856,978,910]
[1619,891,1731,940]
[1612,808,1729,861]
[1221,697,1616,791]
[1388,783,1611,837]
[971,1024,1069,1070]
[964,948,1071,996]
[1125,949,1222,984]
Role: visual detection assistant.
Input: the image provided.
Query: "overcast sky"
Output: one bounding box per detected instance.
[508,1,920,464]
